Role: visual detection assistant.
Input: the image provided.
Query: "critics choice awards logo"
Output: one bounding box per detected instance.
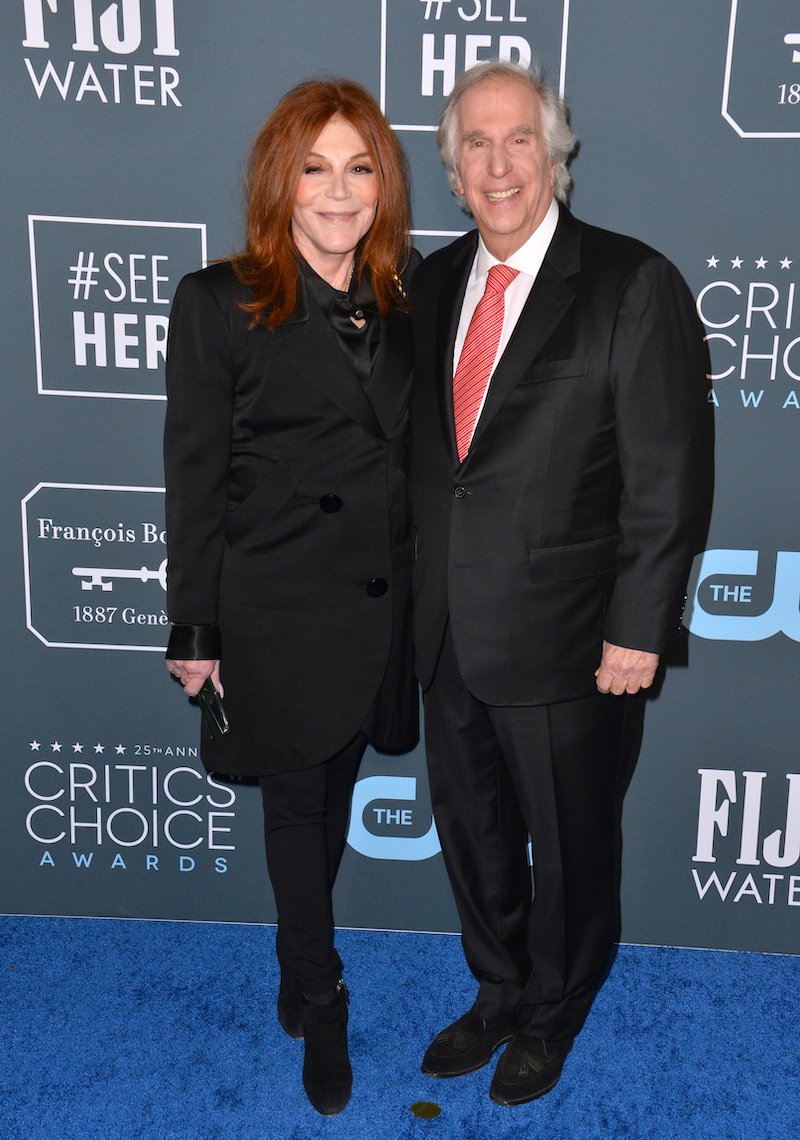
[24,736,235,874]
[29,215,205,400]
[723,0,800,138]
[22,0,183,107]
[22,483,170,651]
[695,251,799,411]
[24,738,435,868]
[380,0,567,129]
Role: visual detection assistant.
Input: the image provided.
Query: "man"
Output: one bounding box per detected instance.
[410,60,709,1107]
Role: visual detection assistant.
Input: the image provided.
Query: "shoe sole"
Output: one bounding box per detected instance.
[306,1094,351,1117]
[277,1012,304,1040]
[489,1071,562,1106]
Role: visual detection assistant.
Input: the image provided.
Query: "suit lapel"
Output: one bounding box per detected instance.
[469,207,581,454]
[369,307,414,437]
[434,235,476,467]
[275,277,384,440]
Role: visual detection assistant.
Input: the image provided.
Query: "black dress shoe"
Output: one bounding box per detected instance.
[489,1033,573,1106]
[277,971,304,1040]
[421,1009,517,1078]
[302,980,352,1116]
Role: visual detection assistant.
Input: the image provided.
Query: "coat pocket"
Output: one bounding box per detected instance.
[518,357,592,385]
[225,458,301,547]
[528,533,619,582]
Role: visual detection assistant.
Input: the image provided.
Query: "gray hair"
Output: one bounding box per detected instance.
[436,59,577,213]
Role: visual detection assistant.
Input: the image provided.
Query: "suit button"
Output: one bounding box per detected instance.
[454,486,466,498]
[319,494,342,513]
[366,578,388,597]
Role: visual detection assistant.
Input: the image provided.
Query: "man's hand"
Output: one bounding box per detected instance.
[166,659,222,699]
[595,641,659,695]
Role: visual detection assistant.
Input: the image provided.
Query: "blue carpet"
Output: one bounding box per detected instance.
[1,916,797,1139]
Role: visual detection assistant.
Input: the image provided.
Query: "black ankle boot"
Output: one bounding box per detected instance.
[301,980,352,1116]
[277,971,304,1040]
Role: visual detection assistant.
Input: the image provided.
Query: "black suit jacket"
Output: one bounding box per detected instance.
[410,206,709,705]
[164,259,419,774]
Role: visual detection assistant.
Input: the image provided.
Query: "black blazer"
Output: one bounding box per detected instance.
[164,259,419,775]
[409,206,710,705]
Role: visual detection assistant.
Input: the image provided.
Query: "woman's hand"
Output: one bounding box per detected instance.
[166,659,223,699]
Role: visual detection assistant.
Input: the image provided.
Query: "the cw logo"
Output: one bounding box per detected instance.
[684,549,800,641]
[346,776,440,861]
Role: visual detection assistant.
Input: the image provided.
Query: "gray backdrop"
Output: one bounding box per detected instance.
[2,0,799,955]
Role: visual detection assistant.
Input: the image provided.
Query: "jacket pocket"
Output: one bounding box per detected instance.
[225,458,301,547]
[518,357,592,385]
[528,533,619,582]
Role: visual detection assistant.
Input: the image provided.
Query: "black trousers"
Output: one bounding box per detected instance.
[258,733,367,998]
[423,624,632,1040]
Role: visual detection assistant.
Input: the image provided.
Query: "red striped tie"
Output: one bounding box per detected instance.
[453,263,519,461]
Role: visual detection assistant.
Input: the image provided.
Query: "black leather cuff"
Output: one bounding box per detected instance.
[166,624,221,660]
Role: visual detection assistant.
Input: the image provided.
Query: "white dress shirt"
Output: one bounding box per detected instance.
[453,197,560,449]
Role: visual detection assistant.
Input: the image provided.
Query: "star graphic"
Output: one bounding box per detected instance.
[94,743,105,754]
[755,257,768,269]
[781,258,792,269]
[29,740,41,751]
[115,744,126,754]
[72,742,84,753]
[706,256,719,268]
[731,257,743,269]
[51,741,62,752]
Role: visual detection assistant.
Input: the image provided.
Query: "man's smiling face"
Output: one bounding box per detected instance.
[455,76,556,262]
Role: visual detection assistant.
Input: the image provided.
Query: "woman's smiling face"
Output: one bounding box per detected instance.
[291,115,379,287]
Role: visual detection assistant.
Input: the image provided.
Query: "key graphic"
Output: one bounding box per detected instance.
[72,559,168,592]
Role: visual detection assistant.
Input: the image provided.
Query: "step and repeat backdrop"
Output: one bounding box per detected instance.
[2,0,798,955]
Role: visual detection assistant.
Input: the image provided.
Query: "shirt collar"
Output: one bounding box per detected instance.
[474,197,559,280]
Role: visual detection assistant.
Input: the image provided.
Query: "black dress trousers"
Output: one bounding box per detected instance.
[423,623,630,1040]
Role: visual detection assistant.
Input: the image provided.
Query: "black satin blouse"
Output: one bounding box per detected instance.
[301,260,380,389]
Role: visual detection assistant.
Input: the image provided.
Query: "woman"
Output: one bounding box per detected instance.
[163,79,418,1117]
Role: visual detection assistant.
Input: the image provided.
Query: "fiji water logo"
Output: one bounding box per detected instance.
[22,0,183,106]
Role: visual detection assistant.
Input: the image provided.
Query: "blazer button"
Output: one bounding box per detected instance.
[454,486,467,498]
[366,578,388,597]
[319,494,343,513]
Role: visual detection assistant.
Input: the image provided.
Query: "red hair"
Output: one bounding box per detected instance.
[232,79,411,328]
